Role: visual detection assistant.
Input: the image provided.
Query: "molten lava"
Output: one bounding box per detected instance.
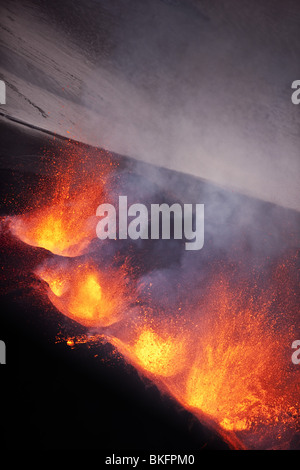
[181,271,299,447]
[10,203,97,257]
[131,327,187,377]
[4,136,299,449]
[36,260,128,328]
[83,260,299,449]
[8,143,115,257]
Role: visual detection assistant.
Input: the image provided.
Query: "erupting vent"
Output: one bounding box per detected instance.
[2,140,299,450]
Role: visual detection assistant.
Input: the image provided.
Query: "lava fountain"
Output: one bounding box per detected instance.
[35,258,129,328]
[3,137,299,450]
[8,142,116,257]
[107,259,299,450]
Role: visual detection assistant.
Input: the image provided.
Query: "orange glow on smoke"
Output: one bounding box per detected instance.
[37,261,127,328]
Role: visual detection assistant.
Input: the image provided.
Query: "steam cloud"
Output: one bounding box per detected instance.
[1,0,300,210]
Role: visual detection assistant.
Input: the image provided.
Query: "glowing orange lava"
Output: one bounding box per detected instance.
[8,144,115,256]
[131,327,187,377]
[36,260,128,328]
[106,261,299,449]
[182,276,298,439]
[6,136,299,449]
